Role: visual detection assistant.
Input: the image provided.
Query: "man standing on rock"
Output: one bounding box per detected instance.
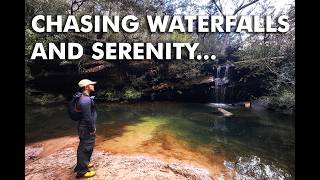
[74,79,97,178]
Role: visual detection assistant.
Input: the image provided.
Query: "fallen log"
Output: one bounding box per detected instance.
[217,108,233,117]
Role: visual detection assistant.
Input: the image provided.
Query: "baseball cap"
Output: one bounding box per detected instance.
[78,79,97,87]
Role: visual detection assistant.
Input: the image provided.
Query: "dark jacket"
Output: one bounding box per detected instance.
[78,93,97,132]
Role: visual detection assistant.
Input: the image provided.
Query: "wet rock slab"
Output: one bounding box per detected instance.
[25,147,212,180]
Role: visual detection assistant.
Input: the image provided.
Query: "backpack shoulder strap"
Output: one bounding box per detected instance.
[75,95,84,112]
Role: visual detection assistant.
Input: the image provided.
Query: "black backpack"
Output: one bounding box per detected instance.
[67,92,83,121]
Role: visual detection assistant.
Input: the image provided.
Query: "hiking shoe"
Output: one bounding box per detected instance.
[76,170,96,178]
[88,162,94,168]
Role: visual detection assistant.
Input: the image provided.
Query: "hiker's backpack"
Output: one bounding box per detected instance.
[67,92,83,121]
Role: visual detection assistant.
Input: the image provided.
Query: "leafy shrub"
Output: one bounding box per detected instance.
[259,89,295,111]
[170,32,193,43]
[96,89,120,101]
[27,93,66,105]
[123,88,142,100]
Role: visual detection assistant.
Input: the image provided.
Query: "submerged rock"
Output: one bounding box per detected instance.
[223,155,292,180]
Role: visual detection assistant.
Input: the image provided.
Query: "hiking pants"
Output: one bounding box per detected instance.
[74,126,95,176]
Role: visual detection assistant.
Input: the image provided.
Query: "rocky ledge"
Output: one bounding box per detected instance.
[25,146,212,180]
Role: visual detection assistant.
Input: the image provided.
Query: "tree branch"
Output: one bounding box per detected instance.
[212,0,224,16]
[233,0,259,15]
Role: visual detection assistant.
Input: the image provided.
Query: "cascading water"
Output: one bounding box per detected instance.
[214,63,233,103]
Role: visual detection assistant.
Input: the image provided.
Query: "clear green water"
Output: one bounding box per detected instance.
[25,101,295,179]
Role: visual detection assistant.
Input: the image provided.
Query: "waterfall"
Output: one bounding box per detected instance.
[214,64,232,103]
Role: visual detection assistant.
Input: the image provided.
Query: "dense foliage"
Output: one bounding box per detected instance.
[25,0,295,112]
